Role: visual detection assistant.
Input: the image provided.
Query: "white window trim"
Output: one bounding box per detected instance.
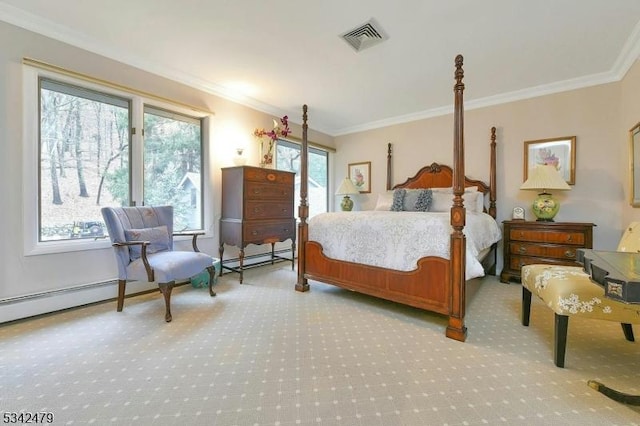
[22,65,213,256]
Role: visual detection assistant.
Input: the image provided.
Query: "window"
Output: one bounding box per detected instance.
[143,106,203,230]
[276,139,328,218]
[26,65,209,254]
[39,78,131,242]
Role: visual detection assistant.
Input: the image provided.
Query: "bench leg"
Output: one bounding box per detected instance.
[554,314,569,368]
[621,323,635,342]
[522,287,532,326]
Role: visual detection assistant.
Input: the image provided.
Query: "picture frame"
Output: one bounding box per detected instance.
[524,136,576,185]
[348,161,371,193]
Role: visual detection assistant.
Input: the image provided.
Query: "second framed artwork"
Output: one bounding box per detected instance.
[523,136,576,185]
[348,161,371,193]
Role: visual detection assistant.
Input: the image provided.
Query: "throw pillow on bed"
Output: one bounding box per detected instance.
[391,189,406,211]
[391,188,433,212]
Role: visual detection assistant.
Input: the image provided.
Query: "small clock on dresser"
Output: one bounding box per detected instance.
[512,206,525,220]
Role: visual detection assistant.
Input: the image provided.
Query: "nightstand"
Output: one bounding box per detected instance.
[500,221,595,283]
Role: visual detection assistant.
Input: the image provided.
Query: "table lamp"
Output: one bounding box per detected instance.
[336,178,360,211]
[520,164,571,221]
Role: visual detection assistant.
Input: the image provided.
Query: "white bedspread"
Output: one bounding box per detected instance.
[308,211,502,279]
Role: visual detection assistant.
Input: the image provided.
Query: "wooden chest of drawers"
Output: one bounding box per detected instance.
[500,220,595,283]
[219,166,296,283]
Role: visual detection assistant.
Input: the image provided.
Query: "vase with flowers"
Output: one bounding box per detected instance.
[253,115,291,168]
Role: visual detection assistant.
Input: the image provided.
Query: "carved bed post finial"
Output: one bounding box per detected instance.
[386,143,392,191]
[296,104,310,292]
[447,54,467,342]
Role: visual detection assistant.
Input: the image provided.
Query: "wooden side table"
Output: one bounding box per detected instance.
[500,220,595,283]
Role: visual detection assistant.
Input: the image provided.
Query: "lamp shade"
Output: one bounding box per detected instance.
[520,165,570,222]
[520,165,571,191]
[336,178,360,195]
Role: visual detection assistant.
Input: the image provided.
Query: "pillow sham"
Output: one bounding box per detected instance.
[374,191,394,211]
[429,190,484,212]
[124,225,170,261]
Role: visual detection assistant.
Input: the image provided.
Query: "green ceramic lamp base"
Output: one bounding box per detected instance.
[341,196,354,211]
[532,192,559,222]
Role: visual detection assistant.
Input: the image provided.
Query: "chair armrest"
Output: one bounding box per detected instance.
[113,240,150,247]
[173,231,205,252]
[113,241,154,282]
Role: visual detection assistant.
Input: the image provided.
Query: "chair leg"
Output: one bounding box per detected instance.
[554,314,569,368]
[621,323,635,342]
[117,280,126,312]
[158,281,175,322]
[206,265,217,297]
[522,287,532,326]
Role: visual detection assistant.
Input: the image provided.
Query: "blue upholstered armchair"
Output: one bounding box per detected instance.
[101,205,216,322]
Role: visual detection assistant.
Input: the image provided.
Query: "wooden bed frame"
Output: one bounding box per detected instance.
[295,55,497,342]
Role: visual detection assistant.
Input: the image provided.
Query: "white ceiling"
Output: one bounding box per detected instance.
[2,1,640,136]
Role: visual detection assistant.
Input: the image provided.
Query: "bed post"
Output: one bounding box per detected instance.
[489,127,497,218]
[386,143,392,191]
[296,105,310,292]
[447,54,468,342]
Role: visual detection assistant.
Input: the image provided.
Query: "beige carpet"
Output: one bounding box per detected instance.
[1,264,639,425]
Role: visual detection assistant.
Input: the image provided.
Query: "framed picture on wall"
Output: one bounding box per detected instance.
[348,161,371,193]
[524,136,576,185]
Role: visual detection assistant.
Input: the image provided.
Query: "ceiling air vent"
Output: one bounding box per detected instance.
[340,18,389,52]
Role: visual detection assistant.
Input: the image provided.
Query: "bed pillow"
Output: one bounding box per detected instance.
[429,190,484,212]
[374,191,394,211]
[124,225,170,261]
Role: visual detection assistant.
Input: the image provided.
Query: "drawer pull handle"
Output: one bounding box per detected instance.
[252,231,258,236]
[518,246,527,254]
[253,189,261,194]
[564,250,575,258]
[518,261,524,268]
[566,235,573,242]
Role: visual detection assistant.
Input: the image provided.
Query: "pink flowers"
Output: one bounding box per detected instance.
[253,115,292,164]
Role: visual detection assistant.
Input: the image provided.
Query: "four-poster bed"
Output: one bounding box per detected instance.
[295,55,499,341]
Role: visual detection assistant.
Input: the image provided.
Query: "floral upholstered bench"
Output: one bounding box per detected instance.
[521,264,640,368]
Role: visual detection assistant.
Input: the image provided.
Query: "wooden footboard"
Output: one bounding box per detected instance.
[305,242,450,314]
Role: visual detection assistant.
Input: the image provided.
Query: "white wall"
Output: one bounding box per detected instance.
[0,21,333,322]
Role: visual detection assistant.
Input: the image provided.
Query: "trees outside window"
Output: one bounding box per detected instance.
[38,77,205,243]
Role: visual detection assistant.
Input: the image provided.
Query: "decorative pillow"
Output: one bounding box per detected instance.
[374,191,394,211]
[403,189,422,211]
[414,189,433,212]
[390,189,406,211]
[124,225,170,261]
[390,188,433,212]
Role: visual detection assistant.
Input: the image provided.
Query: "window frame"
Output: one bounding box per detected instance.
[23,65,212,256]
[276,138,330,216]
